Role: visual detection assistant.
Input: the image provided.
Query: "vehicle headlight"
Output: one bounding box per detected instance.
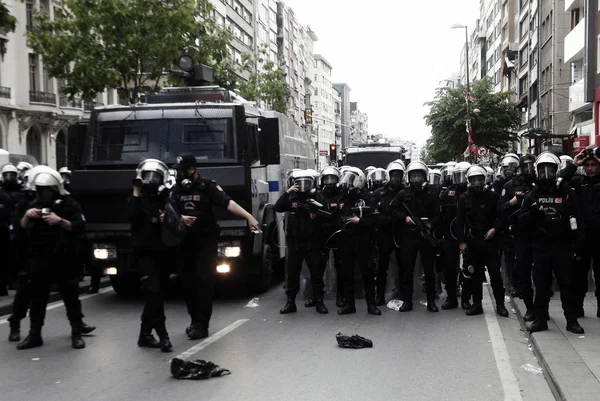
[104,267,118,275]
[93,244,117,260]
[216,264,230,274]
[224,246,241,258]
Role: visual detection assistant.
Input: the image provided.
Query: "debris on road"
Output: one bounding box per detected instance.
[171,358,231,380]
[244,298,260,308]
[520,363,543,375]
[386,299,403,311]
[336,333,373,349]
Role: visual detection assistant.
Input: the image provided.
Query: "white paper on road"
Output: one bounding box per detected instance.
[520,363,543,375]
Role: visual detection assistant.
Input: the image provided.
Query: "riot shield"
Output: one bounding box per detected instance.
[162,203,187,247]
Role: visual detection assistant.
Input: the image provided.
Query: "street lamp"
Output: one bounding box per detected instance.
[451,23,474,161]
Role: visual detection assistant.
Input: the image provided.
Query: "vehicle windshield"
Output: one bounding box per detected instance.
[345,152,403,170]
[84,108,236,166]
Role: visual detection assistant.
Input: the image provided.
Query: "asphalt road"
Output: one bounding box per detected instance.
[0,280,555,401]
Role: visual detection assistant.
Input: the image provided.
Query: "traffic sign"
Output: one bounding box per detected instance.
[477,146,489,157]
[319,150,328,156]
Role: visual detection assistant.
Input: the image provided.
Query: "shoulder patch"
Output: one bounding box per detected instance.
[501,189,506,196]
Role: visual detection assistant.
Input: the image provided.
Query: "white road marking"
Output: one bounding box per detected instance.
[171,319,249,362]
[482,279,523,401]
[0,287,113,325]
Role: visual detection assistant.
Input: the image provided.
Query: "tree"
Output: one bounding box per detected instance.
[423,77,522,163]
[0,1,17,33]
[28,0,232,103]
[238,45,289,114]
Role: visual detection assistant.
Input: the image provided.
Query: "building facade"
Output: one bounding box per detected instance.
[350,102,368,144]
[333,83,351,150]
[310,54,335,169]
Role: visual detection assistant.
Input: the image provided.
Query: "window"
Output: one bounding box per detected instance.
[55,131,66,169]
[519,48,528,66]
[597,35,600,74]
[519,18,529,39]
[29,54,37,92]
[260,5,268,22]
[571,9,580,29]
[26,0,33,31]
[313,88,318,96]
[234,50,242,65]
[519,76,528,97]
[107,89,114,105]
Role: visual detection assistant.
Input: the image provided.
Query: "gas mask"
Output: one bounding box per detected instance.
[520,162,536,182]
[408,171,426,191]
[140,171,164,194]
[537,164,557,188]
[321,174,339,195]
[468,176,486,194]
[2,172,19,189]
[36,186,59,207]
[388,171,404,190]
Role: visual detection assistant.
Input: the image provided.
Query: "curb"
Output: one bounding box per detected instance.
[0,277,111,318]
[509,296,566,401]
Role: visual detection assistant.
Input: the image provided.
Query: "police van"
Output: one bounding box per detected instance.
[342,143,410,170]
[70,86,314,295]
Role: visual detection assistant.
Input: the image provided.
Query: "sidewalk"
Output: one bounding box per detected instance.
[0,276,111,317]
[511,293,600,401]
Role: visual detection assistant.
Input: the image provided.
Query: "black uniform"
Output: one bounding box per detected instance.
[275,191,324,303]
[492,177,507,194]
[372,183,403,302]
[23,196,86,341]
[129,191,172,337]
[391,185,441,307]
[0,187,14,295]
[439,184,468,307]
[498,176,535,303]
[337,188,378,310]
[560,163,600,314]
[457,189,505,311]
[519,185,582,325]
[169,177,231,332]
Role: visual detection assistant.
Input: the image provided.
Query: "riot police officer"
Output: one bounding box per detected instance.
[391,161,441,312]
[18,168,90,350]
[428,169,442,194]
[58,167,71,191]
[1,164,23,289]
[439,161,471,310]
[519,152,584,334]
[373,161,405,305]
[276,170,327,314]
[457,165,507,317]
[337,167,381,315]
[314,166,344,307]
[498,155,536,319]
[494,153,519,193]
[171,155,260,338]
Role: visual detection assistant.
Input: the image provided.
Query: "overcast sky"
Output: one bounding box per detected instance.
[284,0,481,146]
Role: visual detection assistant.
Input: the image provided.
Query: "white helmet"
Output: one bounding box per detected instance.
[559,155,574,171]
[442,161,456,184]
[318,166,340,188]
[305,169,320,180]
[386,160,406,188]
[1,163,18,183]
[287,168,301,187]
[135,159,169,187]
[58,167,71,175]
[535,152,560,182]
[484,166,494,184]
[16,161,33,173]
[466,165,487,191]
[367,168,388,190]
[429,169,442,185]
[339,166,366,190]
[500,153,520,179]
[364,166,376,175]
[406,161,429,189]
[339,165,351,176]
[31,168,69,196]
[293,170,316,193]
[453,161,472,184]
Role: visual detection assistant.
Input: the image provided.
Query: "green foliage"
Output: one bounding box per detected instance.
[27,0,232,103]
[423,77,521,163]
[0,1,17,33]
[238,45,289,114]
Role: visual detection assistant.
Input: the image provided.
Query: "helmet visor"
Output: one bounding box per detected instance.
[321,174,338,186]
[429,174,441,185]
[408,170,426,183]
[389,170,404,183]
[521,162,535,175]
[141,171,163,185]
[339,172,358,188]
[3,171,17,183]
[60,173,71,184]
[369,170,387,184]
[561,159,574,170]
[453,171,467,184]
[537,164,557,180]
[295,177,314,193]
[468,175,485,188]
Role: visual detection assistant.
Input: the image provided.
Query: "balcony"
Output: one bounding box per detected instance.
[565,0,583,12]
[29,91,56,105]
[0,86,10,99]
[59,95,80,108]
[569,79,588,112]
[565,20,585,64]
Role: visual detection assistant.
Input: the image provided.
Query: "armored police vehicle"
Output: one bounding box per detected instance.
[342,143,409,170]
[70,86,315,295]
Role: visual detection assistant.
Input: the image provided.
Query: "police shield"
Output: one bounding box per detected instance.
[162,203,186,246]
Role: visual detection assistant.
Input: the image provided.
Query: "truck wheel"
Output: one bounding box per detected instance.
[253,243,274,293]
[109,274,141,298]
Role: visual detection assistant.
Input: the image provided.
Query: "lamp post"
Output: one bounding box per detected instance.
[451,24,473,161]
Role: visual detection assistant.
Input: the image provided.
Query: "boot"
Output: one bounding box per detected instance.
[367,304,382,315]
[399,301,413,312]
[155,326,172,352]
[566,320,585,334]
[87,287,99,294]
[138,324,160,348]
[314,300,328,314]
[185,319,194,335]
[523,299,535,322]
[187,324,208,340]
[280,298,297,314]
[335,295,345,308]
[337,304,356,315]
[304,299,316,308]
[461,299,472,310]
[495,299,509,317]
[466,304,484,316]
[442,298,459,310]
[527,320,549,333]
[427,298,439,313]
[8,325,20,342]
[71,328,86,349]
[17,330,43,350]
[375,294,386,306]
[81,322,96,335]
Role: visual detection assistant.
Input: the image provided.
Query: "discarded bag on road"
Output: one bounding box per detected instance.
[336,332,373,349]
[171,358,231,380]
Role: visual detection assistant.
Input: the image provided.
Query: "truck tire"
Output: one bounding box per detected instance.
[109,274,141,298]
[252,243,274,294]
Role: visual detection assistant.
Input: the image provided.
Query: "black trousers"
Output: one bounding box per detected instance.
[401,233,436,301]
[285,237,323,300]
[0,230,9,292]
[465,238,504,305]
[572,233,600,308]
[180,235,218,329]
[375,234,402,298]
[501,234,518,290]
[513,231,534,302]
[442,237,460,301]
[135,249,171,329]
[28,255,84,331]
[8,273,32,328]
[339,234,375,305]
[532,241,577,321]
[321,247,343,298]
